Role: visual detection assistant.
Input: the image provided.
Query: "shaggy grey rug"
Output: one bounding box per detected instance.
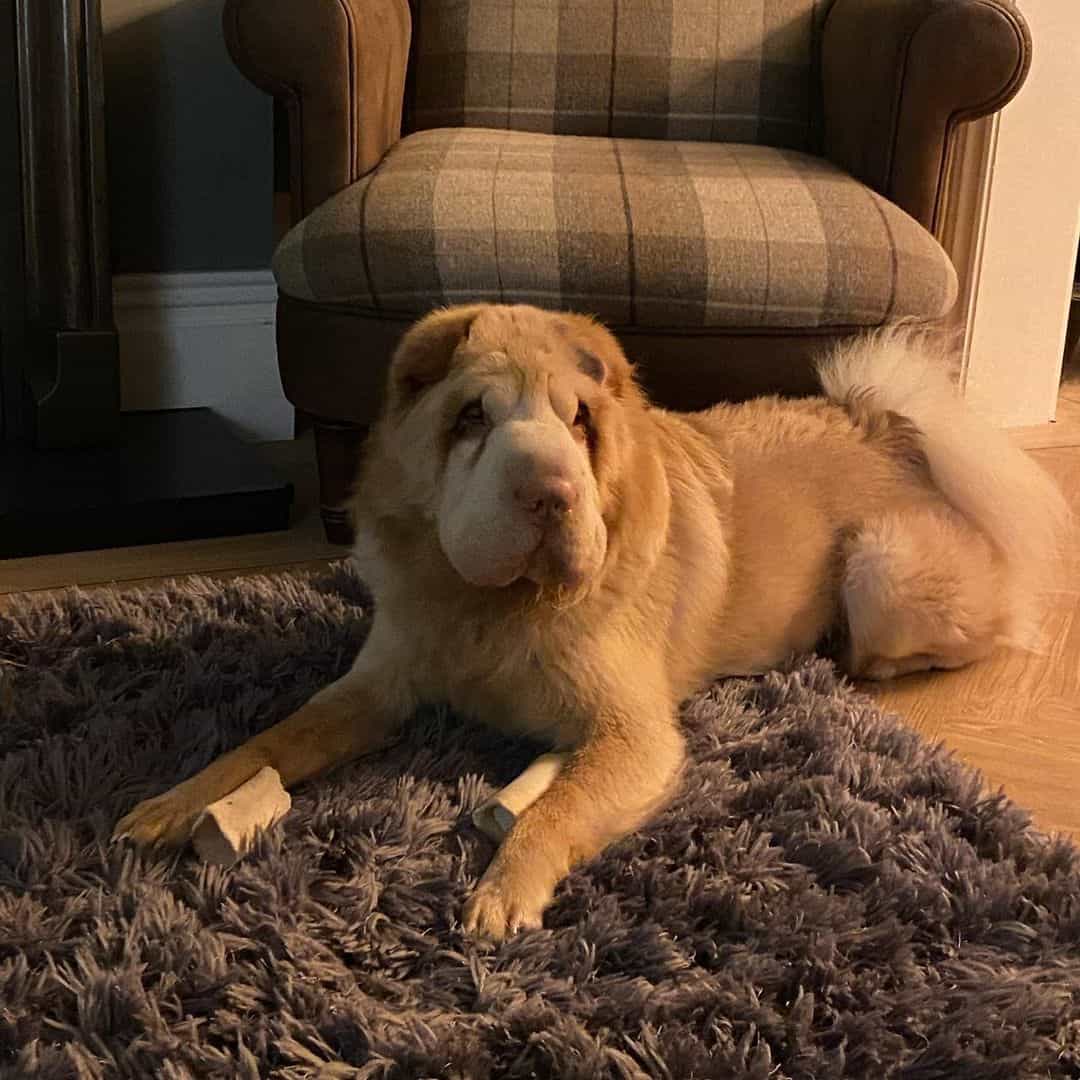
[1,566,1078,1079]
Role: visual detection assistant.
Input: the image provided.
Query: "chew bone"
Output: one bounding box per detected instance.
[472,751,569,843]
[190,766,291,865]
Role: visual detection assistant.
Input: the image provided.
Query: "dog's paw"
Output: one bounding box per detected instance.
[463,866,551,941]
[112,786,203,849]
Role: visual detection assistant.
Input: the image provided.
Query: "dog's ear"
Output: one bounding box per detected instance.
[556,314,634,397]
[388,306,483,409]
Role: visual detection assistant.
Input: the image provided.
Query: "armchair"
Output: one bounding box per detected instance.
[224,0,1030,543]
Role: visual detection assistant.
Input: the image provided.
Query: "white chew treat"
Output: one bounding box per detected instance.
[472,751,569,843]
[190,766,291,865]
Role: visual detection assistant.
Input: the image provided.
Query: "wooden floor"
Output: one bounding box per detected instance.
[2,382,1079,838]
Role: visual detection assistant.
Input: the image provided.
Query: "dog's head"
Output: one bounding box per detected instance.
[366,304,642,593]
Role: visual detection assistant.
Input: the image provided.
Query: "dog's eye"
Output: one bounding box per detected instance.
[454,399,487,434]
[573,401,591,428]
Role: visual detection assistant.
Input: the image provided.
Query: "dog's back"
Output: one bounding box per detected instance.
[665,328,1069,677]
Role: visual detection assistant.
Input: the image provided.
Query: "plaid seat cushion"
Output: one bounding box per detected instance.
[408,0,827,149]
[273,128,958,329]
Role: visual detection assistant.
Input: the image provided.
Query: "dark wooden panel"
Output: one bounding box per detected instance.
[17,0,112,330]
[0,0,294,557]
[12,0,119,448]
[0,0,28,443]
[0,408,294,558]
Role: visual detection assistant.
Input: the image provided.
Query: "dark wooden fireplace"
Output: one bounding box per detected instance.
[2,0,119,451]
[0,0,292,558]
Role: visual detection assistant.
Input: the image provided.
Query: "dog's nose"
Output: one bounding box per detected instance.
[515,475,577,519]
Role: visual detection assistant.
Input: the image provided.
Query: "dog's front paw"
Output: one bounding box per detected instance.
[463,864,553,941]
[112,785,203,849]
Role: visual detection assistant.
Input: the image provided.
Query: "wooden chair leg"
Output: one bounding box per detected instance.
[312,419,368,546]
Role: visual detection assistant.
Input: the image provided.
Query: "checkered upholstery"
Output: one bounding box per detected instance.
[273,128,958,328]
[408,0,828,149]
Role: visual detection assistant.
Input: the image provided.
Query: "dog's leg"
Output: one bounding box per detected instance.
[113,644,408,849]
[842,506,1005,680]
[463,709,684,940]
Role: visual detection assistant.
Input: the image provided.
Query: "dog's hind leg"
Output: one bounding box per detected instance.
[841,505,1008,680]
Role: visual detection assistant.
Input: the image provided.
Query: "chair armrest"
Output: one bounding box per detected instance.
[821,0,1030,234]
[223,0,411,221]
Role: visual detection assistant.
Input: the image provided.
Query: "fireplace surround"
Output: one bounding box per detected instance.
[0,0,292,559]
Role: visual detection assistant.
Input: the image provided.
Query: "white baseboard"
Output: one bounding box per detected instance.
[114,270,293,441]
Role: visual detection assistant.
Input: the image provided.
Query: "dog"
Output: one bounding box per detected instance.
[114,304,1068,939]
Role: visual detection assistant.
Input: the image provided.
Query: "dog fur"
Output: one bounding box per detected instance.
[114,304,1069,939]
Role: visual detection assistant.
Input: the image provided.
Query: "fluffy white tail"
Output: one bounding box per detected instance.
[818,326,1072,649]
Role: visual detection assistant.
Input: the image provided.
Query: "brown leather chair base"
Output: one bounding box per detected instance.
[278,294,860,544]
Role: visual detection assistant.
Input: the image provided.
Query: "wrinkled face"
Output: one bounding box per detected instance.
[375,305,634,592]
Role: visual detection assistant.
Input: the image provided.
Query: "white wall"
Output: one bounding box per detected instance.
[103,0,288,439]
[102,0,273,273]
[951,0,1080,427]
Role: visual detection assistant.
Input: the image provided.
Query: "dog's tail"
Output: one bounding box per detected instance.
[817,325,1071,649]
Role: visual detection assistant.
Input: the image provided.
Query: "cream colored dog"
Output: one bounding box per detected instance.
[115,304,1068,939]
